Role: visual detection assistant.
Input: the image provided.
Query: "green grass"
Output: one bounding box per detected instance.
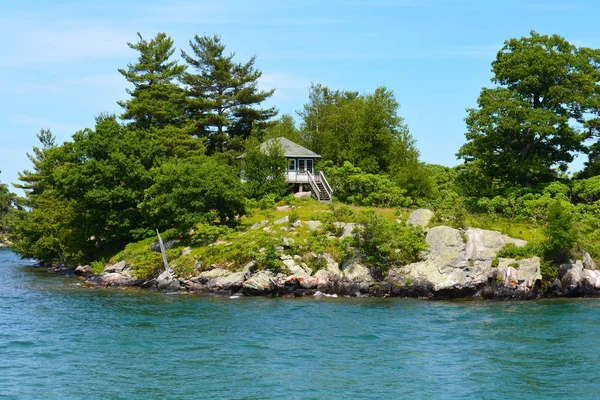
[464,214,545,242]
[108,202,545,280]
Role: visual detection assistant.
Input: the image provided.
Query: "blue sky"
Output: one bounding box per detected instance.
[1,0,599,190]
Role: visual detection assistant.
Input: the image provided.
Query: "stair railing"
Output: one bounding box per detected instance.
[306,170,321,200]
[318,170,333,200]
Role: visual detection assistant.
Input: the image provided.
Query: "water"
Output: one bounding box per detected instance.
[1,249,599,400]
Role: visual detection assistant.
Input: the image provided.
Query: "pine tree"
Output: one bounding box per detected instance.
[181,35,276,153]
[118,32,187,129]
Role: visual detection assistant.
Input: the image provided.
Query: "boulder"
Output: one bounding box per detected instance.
[304,220,322,231]
[561,260,600,296]
[496,257,541,289]
[583,252,597,270]
[242,261,257,276]
[340,223,356,239]
[276,205,291,211]
[465,228,527,283]
[215,272,246,291]
[274,216,289,225]
[341,258,373,282]
[104,260,130,274]
[323,253,341,276]
[74,265,92,276]
[151,239,179,252]
[399,226,470,293]
[407,209,435,228]
[281,255,311,277]
[242,272,277,296]
[199,268,231,280]
[156,270,180,291]
[181,247,192,257]
[282,237,295,248]
[294,191,312,198]
[87,272,139,287]
[250,220,268,230]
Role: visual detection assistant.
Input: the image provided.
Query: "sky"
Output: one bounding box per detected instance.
[1,0,600,191]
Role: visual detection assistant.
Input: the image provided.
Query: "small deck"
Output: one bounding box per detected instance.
[288,170,333,202]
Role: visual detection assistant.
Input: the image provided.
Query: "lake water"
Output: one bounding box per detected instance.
[1,248,600,399]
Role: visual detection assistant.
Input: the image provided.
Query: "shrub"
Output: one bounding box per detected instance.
[497,242,543,259]
[260,243,281,272]
[543,200,576,263]
[353,209,427,271]
[288,209,300,228]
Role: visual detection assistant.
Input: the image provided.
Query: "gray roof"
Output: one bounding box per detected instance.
[261,137,321,158]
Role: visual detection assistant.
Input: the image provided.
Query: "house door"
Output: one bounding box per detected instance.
[298,159,314,174]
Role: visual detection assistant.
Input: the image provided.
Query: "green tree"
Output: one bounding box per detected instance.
[262,114,303,144]
[242,137,288,199]
[14,129,59,195]
[299,84,421,175]
[458,31,600,189]
[181,35,277,152]
[118,32,187,129]
[140,156,246,230]
[0,175,19,232]
[544,200,576,262]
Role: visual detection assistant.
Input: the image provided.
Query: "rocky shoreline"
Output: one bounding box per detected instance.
[45,216,600,300]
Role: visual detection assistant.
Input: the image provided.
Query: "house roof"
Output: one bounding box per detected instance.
[261,137,321,158]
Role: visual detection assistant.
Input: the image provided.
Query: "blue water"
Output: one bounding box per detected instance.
[1,249,599,399]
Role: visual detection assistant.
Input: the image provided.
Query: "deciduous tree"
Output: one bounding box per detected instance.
[458,31,600,188]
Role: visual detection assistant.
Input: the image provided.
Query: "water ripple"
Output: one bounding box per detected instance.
[1,249,600,399]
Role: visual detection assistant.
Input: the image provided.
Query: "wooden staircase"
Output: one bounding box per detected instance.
[307,171,333,202]
[315,181,331,201]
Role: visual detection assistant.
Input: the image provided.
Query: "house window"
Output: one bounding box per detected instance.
[288,159,296,171]
[298,159,305,173]
[306,159,313,173]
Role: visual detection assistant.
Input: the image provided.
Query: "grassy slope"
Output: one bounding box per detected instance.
[108,199,544,279]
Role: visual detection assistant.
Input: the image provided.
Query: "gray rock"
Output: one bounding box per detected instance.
[341,258,373,282]
[294,191,312,198]
[496,257,541,289]
[88,272,138,287]
[282,257,311,277]
[276,205,290,211]
[407,209,435,228]
[215,272,246,290]
[74,265,92,276]
[283,237,295,247]
[242,272,277,295]
[583,252,597,270]
[242,261,257,276]
[104,261,131,274]
[274,216,289,225]
[340,223,356,239]
[465,228,527,283]
[561,260,600,296]
[250,220,269,230]
[181,246,192,257]
[199,268,231,280]
[304,220,322,231]
[156,270,180,291]
[323,253,341,276]
[561,261,585,296]
[399,226,469,291]
[151,239,179,252]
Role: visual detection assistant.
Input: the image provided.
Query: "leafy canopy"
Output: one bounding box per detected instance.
[458,31,600,190]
